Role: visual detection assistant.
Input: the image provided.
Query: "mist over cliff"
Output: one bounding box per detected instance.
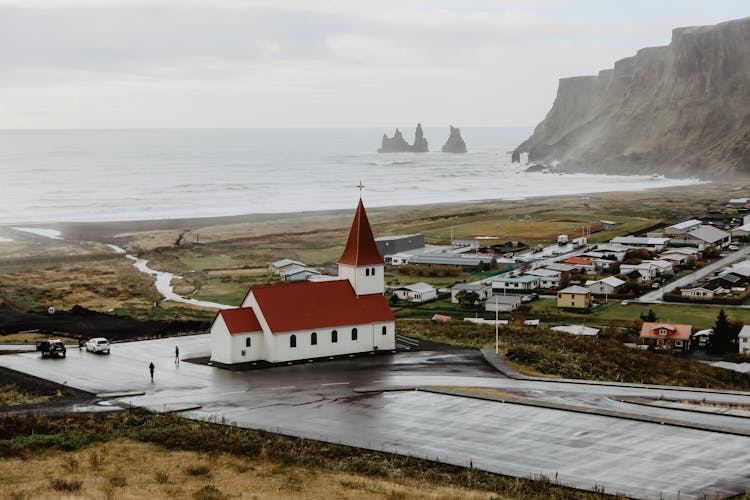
[513,17,750,179]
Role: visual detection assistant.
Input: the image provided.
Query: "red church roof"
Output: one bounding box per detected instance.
[219,307,262,334]
[338,199,384,266]
[251,279,394,333]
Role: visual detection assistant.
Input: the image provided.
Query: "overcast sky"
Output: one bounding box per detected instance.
[0,0,747,129]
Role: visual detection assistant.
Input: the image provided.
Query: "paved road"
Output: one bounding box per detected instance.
[2,335,750,499]
[639,245,750,302]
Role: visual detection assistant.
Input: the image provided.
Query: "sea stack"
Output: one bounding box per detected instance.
[441,125,467,153]
[377,124,429,152]
[412,123,429,152]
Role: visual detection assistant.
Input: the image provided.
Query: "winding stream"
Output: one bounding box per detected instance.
[107,244,233,310]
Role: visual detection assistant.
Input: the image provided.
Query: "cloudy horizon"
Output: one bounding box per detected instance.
[0,1,747,129]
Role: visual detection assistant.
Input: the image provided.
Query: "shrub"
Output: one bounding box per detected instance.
[49,479,82,492]
[108,476,127,487]
[154,471,170,484]
[193,485,225,500]
[186,465,211,477]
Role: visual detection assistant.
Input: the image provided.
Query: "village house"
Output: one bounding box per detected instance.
[280,265,321,282]
[392,282,437,303]
[269,258,305,275]
[557,285,592,309]
[551,325,600,337]
[491,274,540,292]
[210,199,395,365]
[375,234,425,258]
[563,256,597,273]
[544,262,576,274]
[681,282,728,300]
[739,325,750,354]
[640,322,693,352]
[585,276,626,295]
[732,223,750,239]
[451,282,492,304]
[484,295,522,313]
[641,259,674,276]
[711,273,745,289]
[620,262,659,282]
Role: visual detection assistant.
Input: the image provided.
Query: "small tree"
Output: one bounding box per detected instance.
[640,309,658,322]
[456,290,480,307]
[709,309,734,354]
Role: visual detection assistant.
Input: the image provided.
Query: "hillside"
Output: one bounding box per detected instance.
[513,17,750,179]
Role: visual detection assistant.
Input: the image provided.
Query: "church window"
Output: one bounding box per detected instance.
[366,268,370,276]
[382,326,387,335]
[311,332,317,345]
[332,330,338,343]
[371,267,376,275]
[290,335,297,348]
[352,328,358,341]
[246,337,251,348]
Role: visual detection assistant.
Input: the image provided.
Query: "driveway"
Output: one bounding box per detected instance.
[2,334,750,499]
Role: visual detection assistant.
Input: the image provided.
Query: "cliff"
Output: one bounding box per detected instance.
[378,123,429,152]
[441,125,467,153]
[513,16,750,178]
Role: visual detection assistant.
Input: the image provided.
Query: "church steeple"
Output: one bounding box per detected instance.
[338,199,383,266]
[338,199,384,296]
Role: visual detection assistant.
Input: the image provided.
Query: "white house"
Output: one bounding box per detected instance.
[739,325,750,354]
[610,236,670,251]
[586,276,626,295]
[393,282,437,303]
[670,225,731,250]
[491,275,540,291]
[620,263,658,282]
[210,199,395,365]
[451,282,492,304]
[680,282,728,300]
[664,219,702,236]
[280,265,321,282]
[641,259,674,275]
[269,258,305,275]
[484,295,522,312]
[732,223,750,238]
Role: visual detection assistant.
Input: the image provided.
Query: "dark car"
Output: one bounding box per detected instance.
[36,340,67,358]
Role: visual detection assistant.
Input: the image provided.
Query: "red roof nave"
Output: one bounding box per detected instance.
[219,307,262,334]
[251,279,394,333]
[337,199,384,266]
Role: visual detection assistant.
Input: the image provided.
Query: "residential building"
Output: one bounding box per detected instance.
[280,265,321,282]
[393,282,437,303]
[585,276,626,295]
[564,257,597,273]
[640,322,692,352]
[557,285,592,309]
[681,282,728,300]
[732,223,750,238]
[484,295,522,312]
[210,199,395,365]
[739,325,750,354]
[491,275,540,291]
[406,253,494,269]
[620,263,658,282]
[451,282,492,304]
[545,263,576,273]
[269,258,305,275]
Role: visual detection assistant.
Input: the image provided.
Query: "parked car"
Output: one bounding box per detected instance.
[728,245,739,251]
[521,293,540,303]
[36,340,66,358]
[85,337,111,354]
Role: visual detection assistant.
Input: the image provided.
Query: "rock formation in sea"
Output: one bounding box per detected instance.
[378,123,429,152]
[441,125,467,153]
[513,16,750,178]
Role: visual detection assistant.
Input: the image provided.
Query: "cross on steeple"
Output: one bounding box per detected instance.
[356,180,365,197]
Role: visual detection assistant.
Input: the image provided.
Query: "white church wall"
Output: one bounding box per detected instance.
[229,332,265,364]
[338,264,385,295]
[209,315,232,364]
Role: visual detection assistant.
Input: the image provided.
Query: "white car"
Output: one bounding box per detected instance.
[85,337,111,354]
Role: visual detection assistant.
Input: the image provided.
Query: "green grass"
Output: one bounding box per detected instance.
[397,320,750,390]
[0,412,616,500]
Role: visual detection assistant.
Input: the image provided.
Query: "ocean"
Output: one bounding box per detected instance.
[0,127,701,224]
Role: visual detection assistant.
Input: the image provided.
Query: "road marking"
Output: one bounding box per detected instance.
[271,386,295,390]
[222,390,246,395]
[371,380,387,383]
[321,382,349,386]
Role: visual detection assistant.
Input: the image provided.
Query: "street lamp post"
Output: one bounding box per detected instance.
[495,296,499,354]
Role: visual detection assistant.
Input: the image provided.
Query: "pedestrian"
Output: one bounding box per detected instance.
[175,345,180,365]
[149,362,155,381]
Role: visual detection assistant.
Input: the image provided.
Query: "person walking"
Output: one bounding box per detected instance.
[149,362,155,381]
[175,345,180,365]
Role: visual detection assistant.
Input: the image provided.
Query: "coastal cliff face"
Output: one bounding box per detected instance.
[441,125,467,153]
[513,16,750,178]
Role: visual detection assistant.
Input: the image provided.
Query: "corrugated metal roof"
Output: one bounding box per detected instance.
[559,285,590,294]
[686,225,730,243]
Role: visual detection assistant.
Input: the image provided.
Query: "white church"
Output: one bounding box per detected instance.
[210,199,396,364]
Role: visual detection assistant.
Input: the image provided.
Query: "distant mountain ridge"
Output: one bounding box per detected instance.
[513,16,750,178]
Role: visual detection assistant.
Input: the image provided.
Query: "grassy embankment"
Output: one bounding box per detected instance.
[397,320,750,390]
[0,412,616,500]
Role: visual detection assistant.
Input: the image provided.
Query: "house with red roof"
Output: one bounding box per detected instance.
[640,322,693,352]
[210,199,396,364]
